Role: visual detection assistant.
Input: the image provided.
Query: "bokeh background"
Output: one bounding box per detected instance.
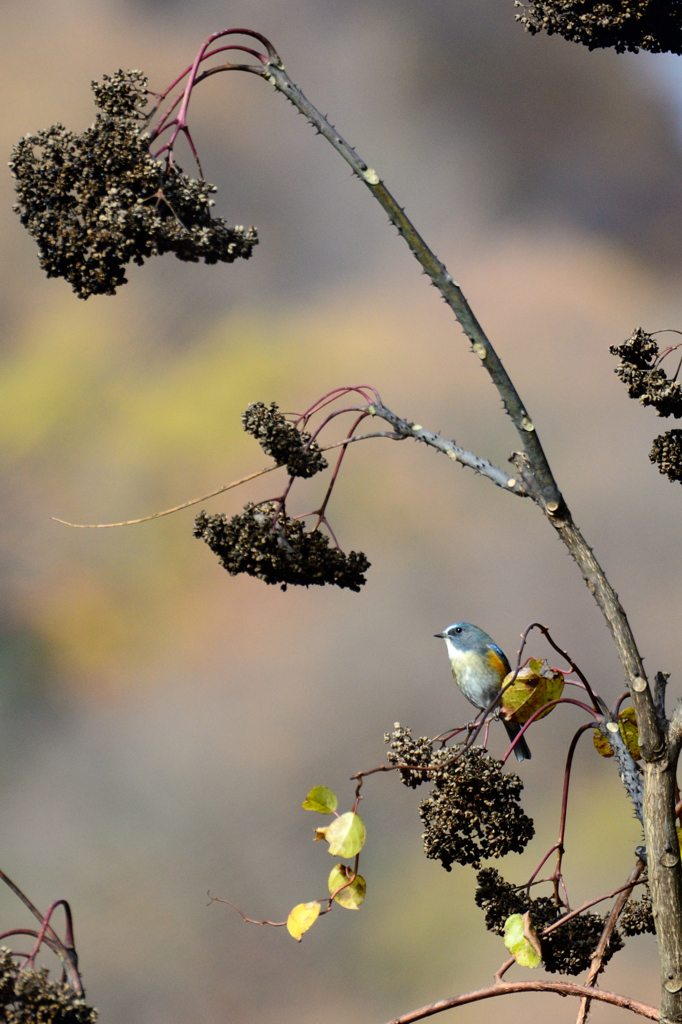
[0,0,680,1020]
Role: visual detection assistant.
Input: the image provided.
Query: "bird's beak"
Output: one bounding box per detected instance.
[433,632,445,639]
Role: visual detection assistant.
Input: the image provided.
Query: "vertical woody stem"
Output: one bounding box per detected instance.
[241,48,682,1016]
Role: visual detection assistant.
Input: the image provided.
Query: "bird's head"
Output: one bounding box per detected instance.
[434,622,487,653]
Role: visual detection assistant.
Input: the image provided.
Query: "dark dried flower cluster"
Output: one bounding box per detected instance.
[515,0,682,53]
[621,887,655,935]
[610,329,682,484]
[194,503,370,591]
[418,747,534,870]
[242,403,328,478]
[474,870,623,975]
[384,724,441,789]
[650,429,682,483]
[10,70,257,298]
[610,329,682,418]
[0,950,97,1024]
[474,867,528,934]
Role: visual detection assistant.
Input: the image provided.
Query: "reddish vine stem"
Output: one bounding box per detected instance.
[502,698,600,766]
[382,980,658,1022]
[551,722,595,905]
[516,622,602,714]
[0,870,81,994]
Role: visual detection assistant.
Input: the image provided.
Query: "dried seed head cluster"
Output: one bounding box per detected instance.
[515,0,682,53]
[610,329,682,483]
[621,887,655,935]
[418,747,535,870]
[474,867,529,934]
[194,503,370,591]
[242,403,328,478]
[0,950,97,1024]
[610,329,682,418]
[650,429,682,483]
[474,870,623,975]
[384,724,443,789]
[10,70,257,298]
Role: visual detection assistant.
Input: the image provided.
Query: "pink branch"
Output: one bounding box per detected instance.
[501,698,600,765]
[382,981,658,1023]
[516,622,603,713]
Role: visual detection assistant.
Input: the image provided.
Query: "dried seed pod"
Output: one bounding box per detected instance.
[474,870,623,974]
[621,886,656,935]
[242,402,327,478]
[650,429,682,483]
[194,503,369,591]
[516,0,682,54]
[610,329,682,418]
[419,748,534,870]
[10,70,257,298]
[384,724,437,788]
[0,948,98,1023]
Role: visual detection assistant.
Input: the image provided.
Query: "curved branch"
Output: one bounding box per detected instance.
[383,981,658,1023]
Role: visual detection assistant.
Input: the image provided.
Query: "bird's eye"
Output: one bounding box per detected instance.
[455,626,463,634]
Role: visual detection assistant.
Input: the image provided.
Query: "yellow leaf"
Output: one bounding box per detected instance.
[314,812,366,857]
[501,660,564,725]
[286,902,320,941]
[593,728,614,758]
[593,708,641,761]
[617,708,641,761]
[504,913,542,968]
[327,864,367,909]
[302,786,338,814]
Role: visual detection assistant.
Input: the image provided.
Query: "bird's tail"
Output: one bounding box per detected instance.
[502,718,531,762]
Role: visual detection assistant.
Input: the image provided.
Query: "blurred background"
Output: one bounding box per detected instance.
[0,0,680,1020]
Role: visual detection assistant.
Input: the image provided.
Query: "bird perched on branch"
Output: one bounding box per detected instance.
[435,622,531,762]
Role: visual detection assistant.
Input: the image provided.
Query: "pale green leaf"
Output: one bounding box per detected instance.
[286,901,320,941]
[504,914,542,968]
[315,812,365,857]
[327,864,366,909]
[302,785,338,814]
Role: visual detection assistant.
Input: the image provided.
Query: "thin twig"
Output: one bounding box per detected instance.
[207,896,286,927]
[51,465,279,528]
[575,860,646,1024]
[540,875,648,938]
[50,432,396,530]
[366,399,528,497]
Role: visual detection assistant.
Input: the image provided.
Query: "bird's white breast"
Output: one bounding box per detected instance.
[444,639,500,709]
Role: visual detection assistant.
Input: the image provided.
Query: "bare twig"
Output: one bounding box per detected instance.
[575,860,646,1024]
[207,895,286,927]
[366,399,528,497]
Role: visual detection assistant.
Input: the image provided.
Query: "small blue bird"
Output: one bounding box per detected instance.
[435,622,531,762]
